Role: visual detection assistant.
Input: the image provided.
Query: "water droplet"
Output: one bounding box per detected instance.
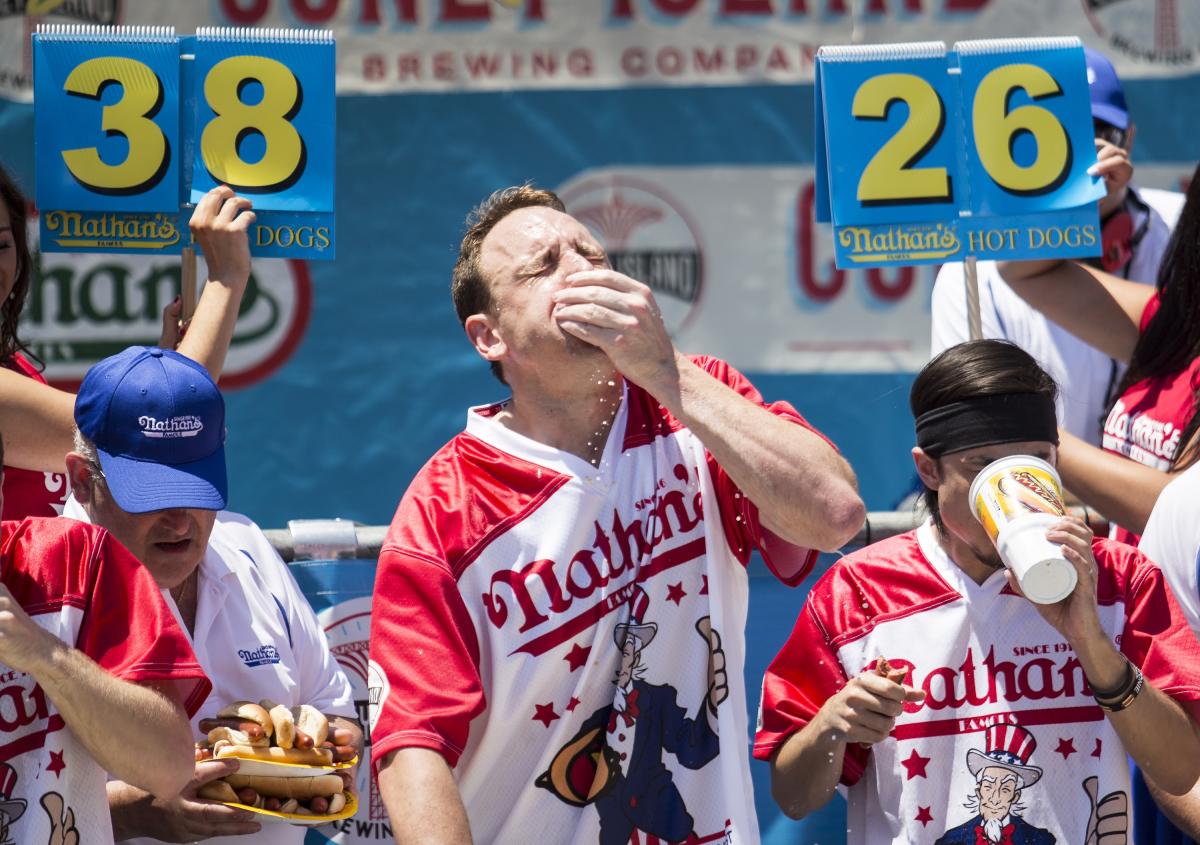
[607,380,615,386]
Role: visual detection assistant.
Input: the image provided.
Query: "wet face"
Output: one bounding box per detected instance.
[473,206,611,377]
[616,636,639,688]
[977,766,1020,821]
[916,440,1057,570]
[0,202,18,303]
[85,481,216,590]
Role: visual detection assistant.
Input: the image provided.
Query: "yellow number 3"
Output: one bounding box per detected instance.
[62,57,168,193]
[201,56,304,191]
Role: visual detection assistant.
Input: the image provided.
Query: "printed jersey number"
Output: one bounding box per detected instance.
[973,63,1071,196]
[851,63,1072,203]
[853,73,951,205]
[201,55,305,191]
[61,57,168,194]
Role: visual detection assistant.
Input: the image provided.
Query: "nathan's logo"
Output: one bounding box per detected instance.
[838,222,960,263]
[20,210,312,391]
[139,414,203,439]
[237,644,281,667]
[560,177,704,336]
[43,211,180,251]
[0,676,66,763]
[482,464,706,657]
[1083,0,1197,65]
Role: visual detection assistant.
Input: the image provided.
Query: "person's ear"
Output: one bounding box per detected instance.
[912,447,942,491]
[465,313,506,365]
[64,453,95,506]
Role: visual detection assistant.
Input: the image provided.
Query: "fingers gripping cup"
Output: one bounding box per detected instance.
[968,456,1077,604]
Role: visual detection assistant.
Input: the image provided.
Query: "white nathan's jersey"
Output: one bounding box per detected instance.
[370,356,828,845]
[757,522,1200,845]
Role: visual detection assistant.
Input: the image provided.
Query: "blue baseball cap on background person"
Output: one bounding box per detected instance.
[74,346,227,514]
[1084,47,1129,130]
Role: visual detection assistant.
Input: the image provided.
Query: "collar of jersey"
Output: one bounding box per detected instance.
[916,518,1008,603]
[464,382,630,486]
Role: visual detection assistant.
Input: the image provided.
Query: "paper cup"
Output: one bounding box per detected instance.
[968,455,1077,604]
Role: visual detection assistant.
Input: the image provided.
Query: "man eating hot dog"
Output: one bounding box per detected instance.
[61,346,363,844]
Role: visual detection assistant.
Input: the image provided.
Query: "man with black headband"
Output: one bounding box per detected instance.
[754,340,1200,845]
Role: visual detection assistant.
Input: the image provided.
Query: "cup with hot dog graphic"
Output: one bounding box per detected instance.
[192,700,357,824]
[968,455,1078,604]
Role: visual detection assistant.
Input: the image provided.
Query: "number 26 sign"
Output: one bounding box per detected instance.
[34,25,335,259]
[814,37,1105,268]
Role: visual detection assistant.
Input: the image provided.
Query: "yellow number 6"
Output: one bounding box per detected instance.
[201,55,304,191]
[61,57,168,193]
[973,63,1070,195]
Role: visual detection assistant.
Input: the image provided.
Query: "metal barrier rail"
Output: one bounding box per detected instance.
[264,508,1108,562]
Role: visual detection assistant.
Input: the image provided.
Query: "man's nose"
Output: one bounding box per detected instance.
[156,509,192,532]
[561,249,594,275]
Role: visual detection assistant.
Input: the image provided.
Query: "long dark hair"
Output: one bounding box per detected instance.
[1114,161,1200,470]
[0,165,34,365]
[911,340,1058,532]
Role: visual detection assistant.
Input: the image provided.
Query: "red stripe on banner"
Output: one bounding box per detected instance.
[0,715,66,764]
[892,705,1105,740]
[511,538,707,657]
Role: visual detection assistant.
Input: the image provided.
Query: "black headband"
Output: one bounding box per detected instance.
[915,393,1058,458]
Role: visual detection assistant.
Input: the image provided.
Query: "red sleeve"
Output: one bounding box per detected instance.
[77,532,211,717]
[690,355,837,586]
[753,588,870,786]
[1139,291,1161,333]
[1116,548,1200,722]
[369,546,484,774]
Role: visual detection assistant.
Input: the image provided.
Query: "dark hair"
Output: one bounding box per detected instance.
[1114,161,1200,470]
[451,184,565,385]
[910,340,1059,531]
[0,165,34,365]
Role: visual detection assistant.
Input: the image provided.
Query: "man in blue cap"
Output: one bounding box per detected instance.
[61,346,363,845]
[931,46,1185,448]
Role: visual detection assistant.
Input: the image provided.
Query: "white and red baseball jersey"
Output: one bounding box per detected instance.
[369,356,829,845]
[755,522,1200,845]
[0,517,210,844]
[1,354,69,520]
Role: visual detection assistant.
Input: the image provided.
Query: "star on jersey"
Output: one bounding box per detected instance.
[1091,738,1103,758]
[901,748,931,780]
[1055,737,1076,760]
[915,806,934,827]
[666,582,687,605]
[532,702,559,728]
[564,642,591,672]
[46,750,65,778]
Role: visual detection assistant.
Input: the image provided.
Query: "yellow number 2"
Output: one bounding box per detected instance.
[201,56,304,191]
[853,73,952,205]
[973,63,1070,195]
[61,57,168,193]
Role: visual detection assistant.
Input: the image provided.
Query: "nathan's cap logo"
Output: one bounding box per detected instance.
[138,415,203,438]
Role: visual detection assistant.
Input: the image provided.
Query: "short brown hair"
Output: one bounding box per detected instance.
[451,184,565,383]
[910,340,1058,531]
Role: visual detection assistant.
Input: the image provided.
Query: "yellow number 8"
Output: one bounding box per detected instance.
[61,57,168,193]
[973,63,1070,195]
[201,55,304,191]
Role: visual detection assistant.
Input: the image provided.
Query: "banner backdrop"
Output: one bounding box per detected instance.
[0,4,1198,839]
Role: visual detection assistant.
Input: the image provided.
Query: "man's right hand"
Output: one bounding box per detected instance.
[189,185,255,288]
[112,759,261,842]
[813,669,925,746]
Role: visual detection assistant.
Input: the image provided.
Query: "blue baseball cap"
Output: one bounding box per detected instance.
[74,346,227,514]
[1085,47,1129,130]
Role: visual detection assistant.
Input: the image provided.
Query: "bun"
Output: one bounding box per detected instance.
[197,781,240,803]
[224,773,344,799]
[206,727,268,747]
[260,699,295,750]
[291,705,329,745]
[217,702,273,735]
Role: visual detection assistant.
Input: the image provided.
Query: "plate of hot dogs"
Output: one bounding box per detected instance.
[194,700,357,825]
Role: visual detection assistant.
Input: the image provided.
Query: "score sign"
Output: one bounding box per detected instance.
[814,38,1105,268]
[34,25,335,259]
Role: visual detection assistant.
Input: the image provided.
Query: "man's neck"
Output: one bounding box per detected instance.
[496,374,624,466]
[934,523,1005,587]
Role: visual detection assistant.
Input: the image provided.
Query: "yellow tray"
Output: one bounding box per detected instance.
[216,754,358,778]
[221,790,357,826]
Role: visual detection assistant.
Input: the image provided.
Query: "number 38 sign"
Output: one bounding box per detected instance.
[33,25,335,259]
[814,37,1105,268]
